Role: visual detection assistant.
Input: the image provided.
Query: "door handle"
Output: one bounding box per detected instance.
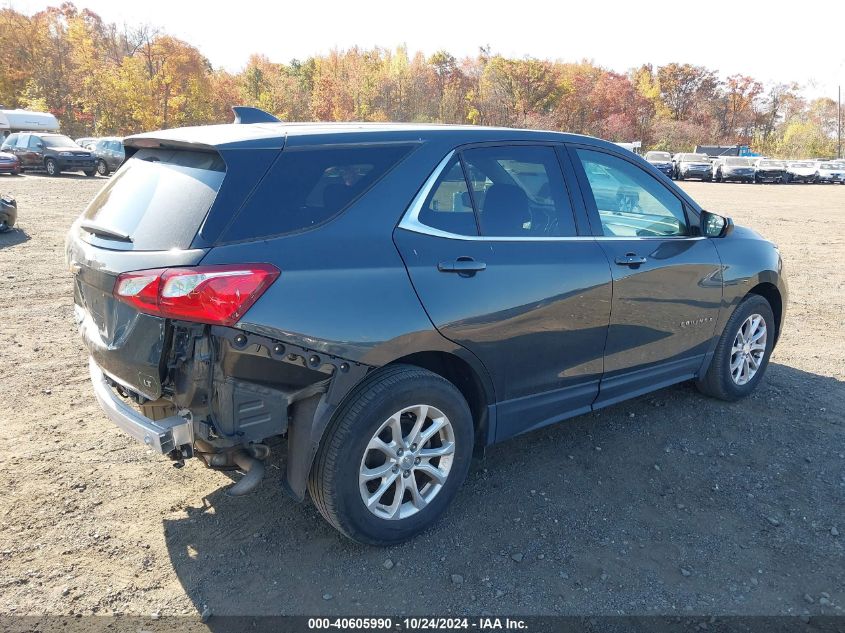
[615,253,647,266]
[438,257,487,274]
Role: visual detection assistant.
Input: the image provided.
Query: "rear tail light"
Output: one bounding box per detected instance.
[114,264,280,326]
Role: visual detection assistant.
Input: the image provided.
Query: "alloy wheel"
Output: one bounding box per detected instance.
[359,404,455,520]
[730,314,767,385]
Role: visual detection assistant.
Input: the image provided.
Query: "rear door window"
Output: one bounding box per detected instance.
[461,145,577,237]
[221,144,415,242]
[418,155,479,237]
[80,148,225,250]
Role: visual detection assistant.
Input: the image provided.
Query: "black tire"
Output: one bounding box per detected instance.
[677,172,684,181]
[696,294,775,401]
[45,158,58,176]
[308,364,473,545]
[782,174,790,184]
[84,169,96,177]
[96,159,109,176]
[714,171,722,182]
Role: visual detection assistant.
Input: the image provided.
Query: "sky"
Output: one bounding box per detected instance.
[7,0,845,100]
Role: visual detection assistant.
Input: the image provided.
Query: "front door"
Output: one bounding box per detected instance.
[569,146,723,407]
[394,144,613,441]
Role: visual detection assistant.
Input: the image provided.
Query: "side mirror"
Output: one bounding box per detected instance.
[701,210,734,238]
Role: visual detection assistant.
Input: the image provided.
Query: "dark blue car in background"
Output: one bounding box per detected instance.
[67,108,787,544]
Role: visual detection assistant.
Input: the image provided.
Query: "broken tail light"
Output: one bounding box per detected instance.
[114,264,280,326]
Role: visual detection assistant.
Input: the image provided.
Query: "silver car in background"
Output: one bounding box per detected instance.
[712,156,756,183]
[786,161,818,183]
[815,161,845,184]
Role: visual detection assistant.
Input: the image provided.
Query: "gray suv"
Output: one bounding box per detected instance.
[67,108,788,544]
[85,137,125,176]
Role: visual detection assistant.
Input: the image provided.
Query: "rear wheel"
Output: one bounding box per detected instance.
[96,159,109,176]
[45,158,58,176]
[697,295,775,401]
[308,364,473,545]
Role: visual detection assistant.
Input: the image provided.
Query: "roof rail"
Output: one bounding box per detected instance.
[231,106,281,125]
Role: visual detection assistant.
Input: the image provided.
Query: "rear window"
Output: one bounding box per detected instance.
[220,144,414,242]
[81,148,225,250]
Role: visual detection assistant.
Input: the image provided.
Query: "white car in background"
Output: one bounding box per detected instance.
[785,161,818,184]
[815,161,845,184]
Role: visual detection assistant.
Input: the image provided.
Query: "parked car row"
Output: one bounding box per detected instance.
[0,132,124,177]
[643,151,845,184]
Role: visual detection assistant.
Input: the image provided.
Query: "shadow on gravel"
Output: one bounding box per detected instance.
[163,362,844,618]
[0,227,30,248]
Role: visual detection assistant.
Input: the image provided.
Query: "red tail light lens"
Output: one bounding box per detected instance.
[114,264,280,326]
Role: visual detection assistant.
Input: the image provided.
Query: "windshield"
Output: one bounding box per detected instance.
[82,148,225,250]
[645,151,671,162]
[683,154,710,162]
[42,135,79,148]
[725,157,754,166]
[790,162,813,168]
[759,160,785,168]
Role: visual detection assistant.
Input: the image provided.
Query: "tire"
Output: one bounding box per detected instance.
[84,169,96,177]
[677,172,684,181]
[308,364,473,545]
[782,174,790,184]
[696,295,775,402]
[45,158,58,176]
[714,171,722,183]
[0,220,9,233]
[96,159,109,176]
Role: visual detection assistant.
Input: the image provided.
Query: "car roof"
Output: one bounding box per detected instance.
[124,121,617,152]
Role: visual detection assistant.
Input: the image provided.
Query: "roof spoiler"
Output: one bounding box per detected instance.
[232,106,281,125]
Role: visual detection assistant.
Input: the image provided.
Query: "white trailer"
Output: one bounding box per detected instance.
[0,109,61,137]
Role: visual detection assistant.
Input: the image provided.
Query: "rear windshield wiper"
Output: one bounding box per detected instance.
[80,220,133,242]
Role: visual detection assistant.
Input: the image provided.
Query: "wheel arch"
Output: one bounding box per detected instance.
[385,350,495,451]
[284,348,495,502]
[746,281,783,346]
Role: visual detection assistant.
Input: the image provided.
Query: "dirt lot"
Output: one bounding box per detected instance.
[0,174,842,620]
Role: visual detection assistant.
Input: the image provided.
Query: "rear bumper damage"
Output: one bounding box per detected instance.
[89,357,194,454]
[85,322,371,498]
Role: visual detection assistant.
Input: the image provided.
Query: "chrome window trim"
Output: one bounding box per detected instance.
[397,149,706,243]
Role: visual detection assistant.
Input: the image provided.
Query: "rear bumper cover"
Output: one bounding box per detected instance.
[89,357,193,454]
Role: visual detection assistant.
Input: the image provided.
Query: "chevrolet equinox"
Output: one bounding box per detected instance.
[67,107,787,545]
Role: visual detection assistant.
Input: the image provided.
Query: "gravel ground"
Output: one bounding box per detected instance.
[0,174,842,620]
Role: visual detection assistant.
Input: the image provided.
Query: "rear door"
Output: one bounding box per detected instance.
[394,144,612,441]
[568,146,723,407]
